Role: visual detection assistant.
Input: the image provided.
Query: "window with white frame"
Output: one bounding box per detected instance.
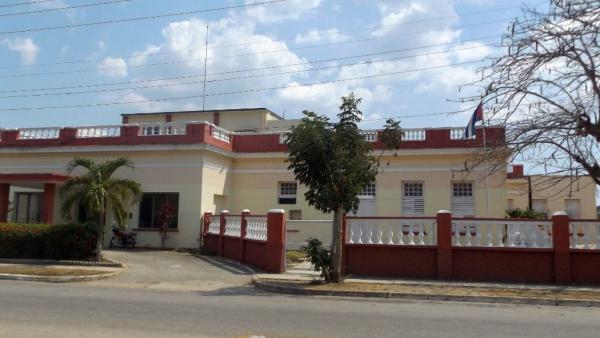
[402,182,424,216]
[451,182,474,217]
[278,182,297,204]
[358,183,376,198]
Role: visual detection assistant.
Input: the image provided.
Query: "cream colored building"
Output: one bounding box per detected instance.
[506,164,597,219]
[0,108,594,249]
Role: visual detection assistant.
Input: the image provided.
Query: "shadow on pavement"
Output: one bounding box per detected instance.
[194,255,259,276]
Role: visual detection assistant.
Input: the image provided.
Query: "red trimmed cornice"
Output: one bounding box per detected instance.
[0,173,70,183]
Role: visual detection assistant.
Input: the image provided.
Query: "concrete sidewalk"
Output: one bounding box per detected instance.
[255,263,600,307]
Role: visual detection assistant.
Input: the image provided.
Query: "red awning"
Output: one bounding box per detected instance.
[0,173,70,183]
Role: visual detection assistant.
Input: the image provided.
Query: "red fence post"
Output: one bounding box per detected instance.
[265,209,286,273]
[552,211,571,284]
[201,212,212,250]
[436,210,453,280]
[240,209,250,263]
[218,210,229,256]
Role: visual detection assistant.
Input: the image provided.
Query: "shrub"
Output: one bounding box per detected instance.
[506,208,547,219]
[0,223,97,260]
[301,238,333,282]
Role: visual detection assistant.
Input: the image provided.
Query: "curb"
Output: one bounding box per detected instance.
[0,258,123,268]
[0,268,125,283]
[252,279,600,308]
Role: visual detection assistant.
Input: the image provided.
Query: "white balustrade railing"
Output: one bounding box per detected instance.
[570,221,600,250]
[207,217,221,235]
[224,215,242,237]
[76,125,121,138]
[360,130,378,142]
[212,126,231,142]
[245,216,267,241]
[450,127,475,140]
[279,132,290,144]
[451,219,552,248]
[401,129,426,141]
[18,128,60,140]
[139,122,187,136]
[346,218,437,245]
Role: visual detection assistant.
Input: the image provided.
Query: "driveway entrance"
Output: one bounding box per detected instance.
[84,250,254,293]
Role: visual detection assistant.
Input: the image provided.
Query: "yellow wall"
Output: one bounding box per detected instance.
[507,175,596,219]
[0,139,595,249]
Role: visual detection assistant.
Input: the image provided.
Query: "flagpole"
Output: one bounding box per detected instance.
[482,105,491,217]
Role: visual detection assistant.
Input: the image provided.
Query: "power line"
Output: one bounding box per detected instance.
[0,13,515,71]
[211,1,545,50]
[0,60,484,112]
[0,0,55,9]
[0,0,286,35]
[0,45,492,99]
[0,0,130,17]
[0,34,501,79]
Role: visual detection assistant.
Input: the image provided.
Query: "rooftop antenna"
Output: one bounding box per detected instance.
[202,25,209,111]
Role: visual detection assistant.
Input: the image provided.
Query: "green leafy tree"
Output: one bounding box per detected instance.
[60,157,143,260]
[286,94,402,283]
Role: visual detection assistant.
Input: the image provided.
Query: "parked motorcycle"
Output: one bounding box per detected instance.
[109,226,136,249]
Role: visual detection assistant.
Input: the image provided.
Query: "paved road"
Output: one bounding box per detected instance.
[2,280,600,338]
[2,251,600,337]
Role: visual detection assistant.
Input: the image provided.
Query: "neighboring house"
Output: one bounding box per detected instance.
[506,164,597,219]
[0,108,591,248]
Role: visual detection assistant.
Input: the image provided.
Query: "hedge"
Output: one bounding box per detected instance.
[0,223,97,260]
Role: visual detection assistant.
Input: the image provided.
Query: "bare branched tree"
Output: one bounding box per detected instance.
[463,0,600,186]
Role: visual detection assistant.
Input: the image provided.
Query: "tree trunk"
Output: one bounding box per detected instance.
[95,211,103,261]
[95,197,105,261]
[331,205,344,283]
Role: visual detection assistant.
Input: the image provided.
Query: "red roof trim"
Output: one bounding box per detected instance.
[0,173,70,183]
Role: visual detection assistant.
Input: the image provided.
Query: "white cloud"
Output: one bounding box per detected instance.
[1,38,39,65]
[129,44,162,67]
[97,57,128,77]
[453,41,492,62]
[295,28,349,44]
[373,2,428,37]
[244,0,321,23]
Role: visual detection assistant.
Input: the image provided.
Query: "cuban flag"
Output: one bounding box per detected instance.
[464,102,483,139]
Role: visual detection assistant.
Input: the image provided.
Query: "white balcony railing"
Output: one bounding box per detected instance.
[279,132,290,144]
[360,130,378,142]
[18,127,61,140]
[139,122,187,136]
[401,129,426,141]
[76,125,121,138]
[212,125,231,143]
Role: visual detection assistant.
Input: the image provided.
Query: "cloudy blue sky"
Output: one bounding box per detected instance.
[0,0,545,130]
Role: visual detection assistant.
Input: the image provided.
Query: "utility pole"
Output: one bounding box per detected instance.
[202,25,209,111]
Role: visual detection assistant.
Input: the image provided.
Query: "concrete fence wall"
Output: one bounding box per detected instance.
[202,209,286,273]
[286,219,332,250]
[343,211,600,285]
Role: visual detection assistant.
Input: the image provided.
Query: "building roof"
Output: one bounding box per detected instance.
[121,108,283,120]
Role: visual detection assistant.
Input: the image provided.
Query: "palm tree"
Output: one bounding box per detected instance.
[60,157,143,260]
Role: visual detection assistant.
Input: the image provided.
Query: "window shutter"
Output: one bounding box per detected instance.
[452,183,474,217]
[402,182,424,216]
